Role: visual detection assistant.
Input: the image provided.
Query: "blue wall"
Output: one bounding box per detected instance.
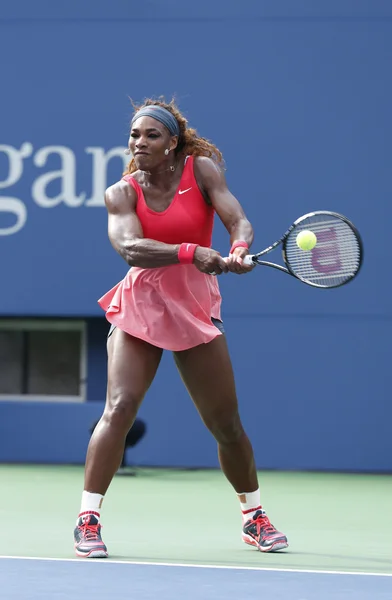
[1,0,391,471]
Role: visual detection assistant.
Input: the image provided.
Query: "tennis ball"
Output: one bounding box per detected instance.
[296,230,317,251]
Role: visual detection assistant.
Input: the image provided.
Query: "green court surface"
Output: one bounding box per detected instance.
[0,465,391,574]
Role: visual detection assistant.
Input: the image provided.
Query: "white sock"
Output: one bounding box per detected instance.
[77,491,104,524]
[238,489,262,523]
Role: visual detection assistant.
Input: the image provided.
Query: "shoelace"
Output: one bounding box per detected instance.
[252,512,276,536]
[78,522,101,541]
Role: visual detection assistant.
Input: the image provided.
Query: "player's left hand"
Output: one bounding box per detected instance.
[225,247,254,274]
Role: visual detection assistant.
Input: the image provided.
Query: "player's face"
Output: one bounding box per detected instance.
[129,116,175,171]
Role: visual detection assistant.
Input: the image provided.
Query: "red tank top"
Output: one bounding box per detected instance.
[122,156,214,247]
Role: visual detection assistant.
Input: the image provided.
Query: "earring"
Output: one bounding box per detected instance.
[164,149,169,156]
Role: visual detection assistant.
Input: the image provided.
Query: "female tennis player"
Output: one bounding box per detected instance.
[74,99,288,557]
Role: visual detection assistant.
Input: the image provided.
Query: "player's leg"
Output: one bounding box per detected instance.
[74,328,163,558]
[175,332,257,493]
[173,331,288,552]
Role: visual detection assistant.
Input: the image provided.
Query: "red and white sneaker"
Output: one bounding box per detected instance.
[74,513,108,558]
[242,509,288,552]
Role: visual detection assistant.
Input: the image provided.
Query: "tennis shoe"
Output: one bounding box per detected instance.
[74,514,108,558]
[242,509,288,552]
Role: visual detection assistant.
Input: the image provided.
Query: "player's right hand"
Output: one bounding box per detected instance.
[193,247,229,275]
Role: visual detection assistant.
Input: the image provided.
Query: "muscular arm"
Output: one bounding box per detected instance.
[194,156,254,249]
[105,181,180,268]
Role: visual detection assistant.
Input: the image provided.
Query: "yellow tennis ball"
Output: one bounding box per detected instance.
[296,230,317,251]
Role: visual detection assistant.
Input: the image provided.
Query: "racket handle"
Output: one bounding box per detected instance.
[243,254,255,266]
[223,255,255,265]
[210,254,254,275]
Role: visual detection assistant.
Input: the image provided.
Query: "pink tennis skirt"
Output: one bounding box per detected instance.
[98,264,223,351]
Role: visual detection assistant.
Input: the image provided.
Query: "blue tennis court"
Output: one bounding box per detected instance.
[1,558,391,599]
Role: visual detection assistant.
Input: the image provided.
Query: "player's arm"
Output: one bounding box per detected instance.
[194,156,254,272]
[105,181,180,268]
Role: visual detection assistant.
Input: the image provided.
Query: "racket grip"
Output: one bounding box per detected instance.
[243,255,255,266]
[210,254,254,275]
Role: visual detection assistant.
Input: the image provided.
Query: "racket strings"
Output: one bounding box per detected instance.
[285,215,361,287]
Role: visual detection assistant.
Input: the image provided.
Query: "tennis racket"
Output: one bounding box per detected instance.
[240,211,363,288]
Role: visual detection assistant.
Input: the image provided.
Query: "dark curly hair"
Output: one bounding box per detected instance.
[123,97,224,175]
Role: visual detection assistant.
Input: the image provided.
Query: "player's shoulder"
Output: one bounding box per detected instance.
[193,155,225,186]
[193,156,222,176]
[105,178,131,197]
[194,155,218,170]
[104,178,137,212]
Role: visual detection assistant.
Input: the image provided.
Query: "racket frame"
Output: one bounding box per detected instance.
[247,211,363,289]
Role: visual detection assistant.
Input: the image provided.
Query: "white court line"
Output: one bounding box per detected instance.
[0,556,391,578]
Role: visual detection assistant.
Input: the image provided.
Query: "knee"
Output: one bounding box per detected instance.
[205,410,244,445]
[103,390,141,432]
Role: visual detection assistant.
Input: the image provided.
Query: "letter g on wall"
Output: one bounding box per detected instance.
[0,143,32,236]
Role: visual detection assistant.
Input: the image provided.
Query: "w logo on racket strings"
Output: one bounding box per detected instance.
[311,228,342,274]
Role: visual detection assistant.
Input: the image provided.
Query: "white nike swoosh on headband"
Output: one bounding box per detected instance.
[178,187,192,195]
